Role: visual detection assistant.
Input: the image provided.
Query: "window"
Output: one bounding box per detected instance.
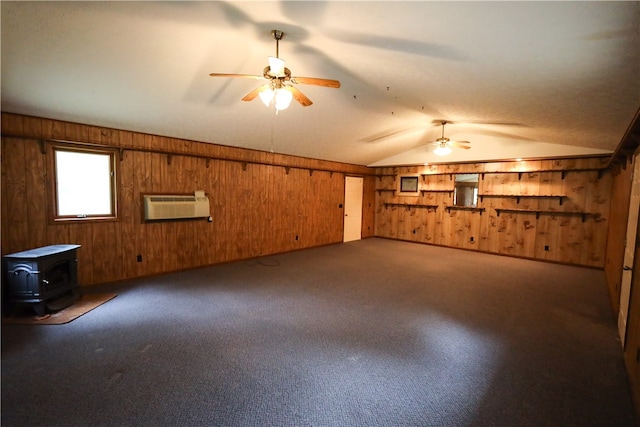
[50,144,118,221]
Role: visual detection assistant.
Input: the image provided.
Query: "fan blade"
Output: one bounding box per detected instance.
[209,73,265,80]
[241,84,269,102]
[291,76,341,88]
[451,141,471,149]
[286,85,313,107]
[431,119,525,127]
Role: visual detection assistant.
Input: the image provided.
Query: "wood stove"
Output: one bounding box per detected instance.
[3,244,81,316]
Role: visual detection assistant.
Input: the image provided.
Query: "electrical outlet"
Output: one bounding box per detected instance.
[544,245,550,251]
[470,236,474,242]
[136,255,143,262]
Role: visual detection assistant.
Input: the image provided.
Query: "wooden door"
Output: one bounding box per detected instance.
[344,176,363,242]
[620,156,640,343]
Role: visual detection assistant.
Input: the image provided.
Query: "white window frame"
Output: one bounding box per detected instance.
[49,143,118,222]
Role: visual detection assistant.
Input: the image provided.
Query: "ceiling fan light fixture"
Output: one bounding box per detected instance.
[268,56,286,77]
[433,143,452,156]
[274,87,293,110]
[259,87,275,107]
[209,29,340,109]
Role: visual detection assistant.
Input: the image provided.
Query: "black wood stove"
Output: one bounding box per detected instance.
[3,244,81,316]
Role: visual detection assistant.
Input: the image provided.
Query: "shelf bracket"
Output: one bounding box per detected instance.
[38,139,47,155]
[167,154,172,165]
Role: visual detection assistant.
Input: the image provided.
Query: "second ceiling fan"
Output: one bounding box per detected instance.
[209,30,340,111]
[431,121,471,156]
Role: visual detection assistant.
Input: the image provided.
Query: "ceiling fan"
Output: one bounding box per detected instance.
[431,121,471,156]
[209,30,340,111]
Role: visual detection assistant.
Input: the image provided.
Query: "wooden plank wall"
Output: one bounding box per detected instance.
[1,113,373,285]
[374,159,612,268]
[604,161,633,310]
[602,156,640,420]
[625,243,640,423]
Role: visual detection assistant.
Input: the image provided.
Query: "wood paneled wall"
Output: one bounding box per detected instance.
[603,156,640,422]
[374,159,612,268]
[1,113,374,285]
[604,160,633,310]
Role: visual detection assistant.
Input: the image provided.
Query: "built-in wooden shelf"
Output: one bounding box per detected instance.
[420,189,454,194]
[479,169,605,180]
[415,169,605,182]
[560,169,605,179]
[445,206,485,214]
[383,203,439,211]
[494,208,600,222]
[421,173,454,180]
[420,189,453,199]
[376,174,397,181]
[376,189,397,195]
[478,194,567,205]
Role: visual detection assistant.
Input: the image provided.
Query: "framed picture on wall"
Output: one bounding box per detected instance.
[398,175,420,196]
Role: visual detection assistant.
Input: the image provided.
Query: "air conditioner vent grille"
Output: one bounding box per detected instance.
[143,192,209,220]
[148,196,197,203]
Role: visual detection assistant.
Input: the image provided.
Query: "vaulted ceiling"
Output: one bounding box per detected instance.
[2,1,639,166]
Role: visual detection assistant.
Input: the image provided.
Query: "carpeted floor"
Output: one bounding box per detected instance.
[1,238,637,426]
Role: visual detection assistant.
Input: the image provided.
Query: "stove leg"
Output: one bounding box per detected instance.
[32,302,47,317]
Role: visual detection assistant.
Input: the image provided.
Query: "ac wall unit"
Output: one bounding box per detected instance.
[143,191,209,221]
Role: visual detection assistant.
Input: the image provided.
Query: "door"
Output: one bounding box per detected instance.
[343,176,363,242]
[619,155,640,343]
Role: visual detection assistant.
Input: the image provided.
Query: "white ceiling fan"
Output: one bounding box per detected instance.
[209,30,341,111]
[431,121,471,156]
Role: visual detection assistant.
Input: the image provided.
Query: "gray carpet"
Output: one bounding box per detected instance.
[1,238,637,426]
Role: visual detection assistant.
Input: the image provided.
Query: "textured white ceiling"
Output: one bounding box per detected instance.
[2,1,639,166]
